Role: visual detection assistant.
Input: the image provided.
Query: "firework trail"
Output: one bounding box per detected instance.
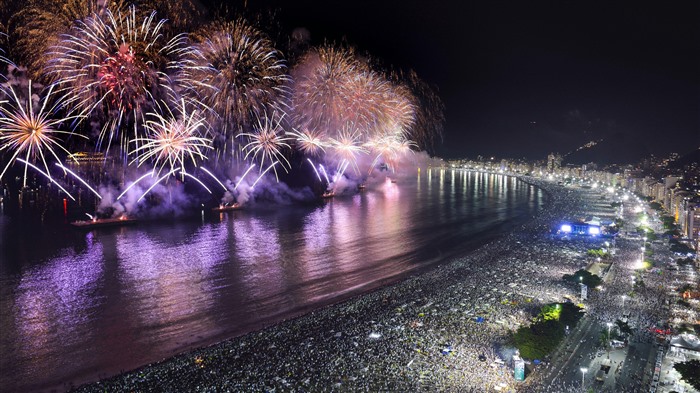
[117,170,154,200]
[0,81,85,186]
[200,166,228,192]
[129,98,212,176]
[182,18,288,160]
[238,112,291,181]
[251,161,278,188]
[180,171,211,194]
[16,158,75,200]
[235,163,257,190]
[46,4,189,158]
[55,162,102,199]
[306,158,322,182]
[137,167,178,202]
[319,164,330,184]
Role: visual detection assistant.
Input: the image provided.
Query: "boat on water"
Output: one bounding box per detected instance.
[212,203,242,212]
[321,191,335,199]
[358,183,367,190]
[70,216,137,229]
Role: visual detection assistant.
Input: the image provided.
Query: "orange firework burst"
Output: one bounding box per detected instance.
[0,82,85,186]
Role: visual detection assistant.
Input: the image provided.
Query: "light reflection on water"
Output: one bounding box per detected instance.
[0,171,544,392]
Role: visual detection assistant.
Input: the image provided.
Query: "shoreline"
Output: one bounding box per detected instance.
[69,176,614,392]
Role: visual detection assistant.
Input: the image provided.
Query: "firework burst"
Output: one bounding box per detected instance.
[182,18,288,158]
[289,45,366,133]
[10,0,126,81]
[327,125,367,174]
[0,82,85,186]
[46,4,188,157]
[129,98,212,176]
[286,127,327,156]
[238,112,291,181]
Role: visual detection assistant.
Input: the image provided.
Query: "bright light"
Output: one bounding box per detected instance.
[588,226,600,235]
[561,224,572,233]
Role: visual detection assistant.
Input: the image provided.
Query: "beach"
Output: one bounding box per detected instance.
[70,177,619,392]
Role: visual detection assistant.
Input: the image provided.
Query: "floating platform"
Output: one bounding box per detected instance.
[321,191,335,199]
[212,203,242,212]
[71,216,137,229]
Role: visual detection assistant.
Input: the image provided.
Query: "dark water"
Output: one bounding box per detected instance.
[0,170,544,392]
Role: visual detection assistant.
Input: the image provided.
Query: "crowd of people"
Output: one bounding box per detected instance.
[73,178,657,392]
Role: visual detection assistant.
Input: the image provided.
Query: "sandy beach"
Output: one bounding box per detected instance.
[69,177,619,392]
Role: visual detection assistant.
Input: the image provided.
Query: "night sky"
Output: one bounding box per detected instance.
[234,0,699,164]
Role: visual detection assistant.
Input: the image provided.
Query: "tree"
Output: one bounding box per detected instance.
[563,269,603,288]
[673,359,700,390]
[615,319,632,336]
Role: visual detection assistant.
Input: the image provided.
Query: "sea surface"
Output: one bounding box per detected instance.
[0,170,544,392]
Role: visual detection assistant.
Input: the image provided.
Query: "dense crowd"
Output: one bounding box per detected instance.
[72,178,646,393]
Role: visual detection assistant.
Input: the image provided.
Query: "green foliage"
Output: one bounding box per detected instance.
[513,303,583,360]
[538,304,562,321]
[673,359,700,390]
[649,201,663,211]
[670,242,694,254]
[633,277,646,290]
[661,215,677,230]
[665,229,681,237]
[587,248,610,259]
[615,319,633,336]
[562,269,603,288]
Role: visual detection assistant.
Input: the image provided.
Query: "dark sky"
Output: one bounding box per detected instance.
[231,0,699,163]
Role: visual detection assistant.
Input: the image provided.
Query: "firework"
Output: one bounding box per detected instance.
[306,158,322,182]
[200,166,228,192]
[288,44,417,156]
[235,163,256,189]
[389,69,444,154]
[182,18,288,158]
[46,4,188,156]
[327,125,367,175]
[286,127,327,156]
[251,161,278,188]
[117,170,154,200]
[137,167,178,202]
[180,171,211,194]
[289,45,365,134]
[0,82,84,186]
[10,0,126,80]
[238,112,291,181]
[129,99,212,176]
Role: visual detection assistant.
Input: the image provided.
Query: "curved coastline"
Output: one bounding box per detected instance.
[67,176,604,393]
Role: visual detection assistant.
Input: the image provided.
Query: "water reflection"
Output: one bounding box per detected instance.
[0,172,542,392]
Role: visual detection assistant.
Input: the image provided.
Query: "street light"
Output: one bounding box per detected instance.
[622,295,626,308]
[581,367,588,390]
[607,322,613,352]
